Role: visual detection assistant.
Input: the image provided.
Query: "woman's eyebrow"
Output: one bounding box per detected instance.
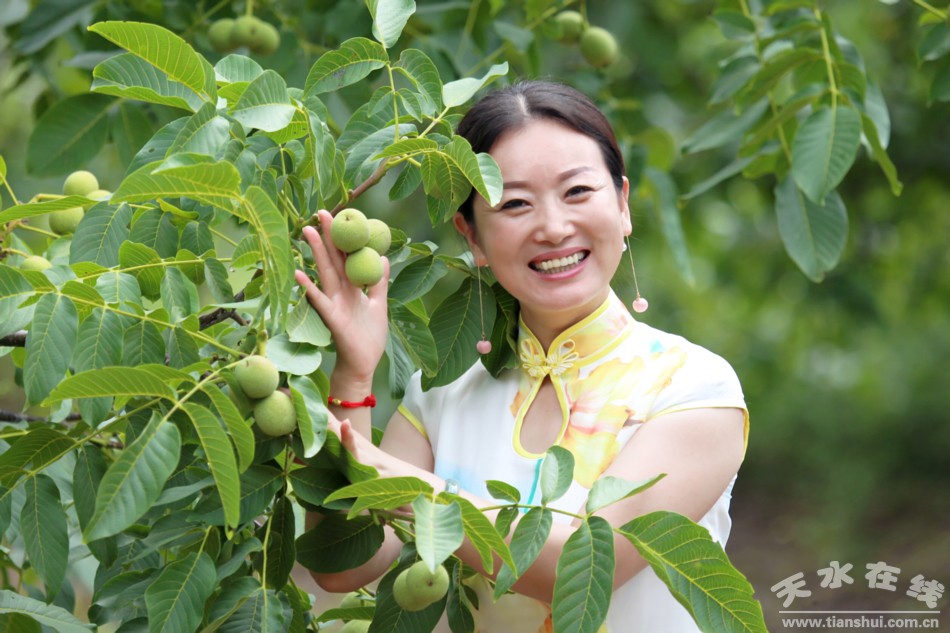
[502,166,596,190]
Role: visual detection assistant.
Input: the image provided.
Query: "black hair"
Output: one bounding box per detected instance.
[455,80,626,224]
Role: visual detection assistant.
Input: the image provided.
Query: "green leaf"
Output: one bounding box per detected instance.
[736,49,822,106]
[540,445,574,506]
[619,511,767,633]
[682,99,770,155]
[0,196,90,224]
[389,256,448,304]
[917,22,950,62]
[295,514,385,573]
[112,102,155,166]
[48,366,176,402]
[122,321,166,366]
[160,267,199,322]
[493,507,553,599]
[237,186,293,326]
[73,446,117,565]
[202,383,255,473]
[645,168,694,285]
[442,63,509,108]
[26,93,113,176]
[445,494,515,575]
[130,208,179,258]
[774,177,848,282]
[791,105,862,204]
[22,475,69,599]
[89,21,210,98]
[0,266,34,329]
[24,293,78,404]
[289,463,350,508]
[0,429,73,490]
[74,308,123,372]
[204,258,234,303]
[586,474,665,515]
[286,297,331,347]
[551,517,615,633]
[84,413,181,540]
[366,0,416,48]
[265,333,322,376]
[144,552,216,633]
[257,497,296,589]
[231,70,296,132]
[680,154,756,202]
[412,495,464,571]
[304,37,389,96]
[486,479,520,503]
[288,375,328,459]
[451,136,502,206]
[168,102,231,157]
[114,159,241,210]
[164,325,200,368]
[325,476,434,517]
[394,48,443,113]
[69,203,133,268]
[183,404,241,530]
[91,53,205,111]
[212,584,289,633]
[860,114,902,197]
[193,464,283,526]
[389,302,438,377]
[423,276,492,389]
[0,591,92,633]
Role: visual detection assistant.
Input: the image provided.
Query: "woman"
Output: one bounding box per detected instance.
[295,80,748,632]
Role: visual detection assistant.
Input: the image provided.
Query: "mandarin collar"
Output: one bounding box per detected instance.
[517,291,636,380]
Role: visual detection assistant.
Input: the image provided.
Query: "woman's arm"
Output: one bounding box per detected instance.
[305,411,436,592]
[324,406,746,603]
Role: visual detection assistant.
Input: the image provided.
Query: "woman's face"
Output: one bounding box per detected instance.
[455,118,631,335]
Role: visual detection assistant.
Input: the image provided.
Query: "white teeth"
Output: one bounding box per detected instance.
[534,252,585,272]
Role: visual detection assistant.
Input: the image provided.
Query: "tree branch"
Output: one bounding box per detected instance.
[0,410,82,423]
[0,331,26,347]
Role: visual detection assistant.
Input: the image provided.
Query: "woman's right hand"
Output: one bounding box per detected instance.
[294,209,390,384]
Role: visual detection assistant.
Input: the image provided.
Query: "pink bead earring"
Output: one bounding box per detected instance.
[475,262,492,354]
[625,237,649,313]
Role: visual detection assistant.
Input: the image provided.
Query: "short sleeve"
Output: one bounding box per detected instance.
[396,371,439,443]
[646,347,749,449]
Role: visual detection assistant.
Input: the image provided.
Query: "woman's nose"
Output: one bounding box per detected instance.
[534,200,574,243]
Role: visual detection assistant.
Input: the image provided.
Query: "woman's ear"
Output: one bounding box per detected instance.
[619,176,633,237]
[453,212,488,265]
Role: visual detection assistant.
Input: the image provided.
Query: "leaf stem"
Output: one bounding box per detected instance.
[14,223,59,239]
[815,7,839,110]
[910,0,947,20]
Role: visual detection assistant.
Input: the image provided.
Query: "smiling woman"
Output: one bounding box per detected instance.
[297,80,749,633]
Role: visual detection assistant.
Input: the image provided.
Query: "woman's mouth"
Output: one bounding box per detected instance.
[530,251,589,274]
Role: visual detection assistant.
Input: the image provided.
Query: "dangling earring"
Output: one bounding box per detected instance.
[625,236,649,313]
[475,262,492,354]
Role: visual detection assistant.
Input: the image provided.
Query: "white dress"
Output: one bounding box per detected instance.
[398,290,749,632]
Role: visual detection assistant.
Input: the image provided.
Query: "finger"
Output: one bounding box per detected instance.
[340,419,359,456]
[294,269,335,317]
[366,256,390,304]
[301,223,343,294]
[317,209,348,279]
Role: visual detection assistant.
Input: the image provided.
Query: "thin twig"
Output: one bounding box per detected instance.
[0,331,26,347]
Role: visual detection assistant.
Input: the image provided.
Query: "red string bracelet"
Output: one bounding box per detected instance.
[327,394,377,408]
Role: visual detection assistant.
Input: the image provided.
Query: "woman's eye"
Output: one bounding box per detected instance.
[567,185,592,197]
[500,199,527,210]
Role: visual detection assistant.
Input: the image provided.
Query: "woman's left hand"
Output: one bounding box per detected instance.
[328,413,410,480]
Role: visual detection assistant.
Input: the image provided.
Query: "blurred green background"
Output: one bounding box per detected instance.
[1,1,947,629]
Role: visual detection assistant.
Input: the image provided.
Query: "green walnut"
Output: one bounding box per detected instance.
[338,621,371,633]
[251,21,280,55]
[62,170,99,196]
[234,355,280,399]
[253,390,297,437]
[86,189,111,200]
[392,561,449,612]
[580,26,619,68]
[345,247,384,287]
[48,206,84,235]
[330,208,371,253]
[208,18,236,52]
[340,592,366,610]
[231,15,264,48]
[21,255,52,272]
[366,218,392,255]
[553,10,585,44]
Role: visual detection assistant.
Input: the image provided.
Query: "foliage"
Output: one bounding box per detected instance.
[0,2,797,632]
